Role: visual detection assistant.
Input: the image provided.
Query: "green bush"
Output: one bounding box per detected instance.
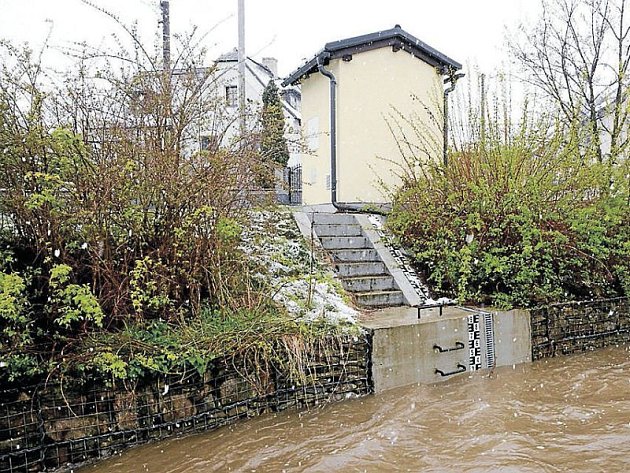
[0,38,280,385]
[388,112,629,308]
[48,264,104,329]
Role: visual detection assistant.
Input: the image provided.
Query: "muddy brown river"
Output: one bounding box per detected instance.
[81,346,630,472]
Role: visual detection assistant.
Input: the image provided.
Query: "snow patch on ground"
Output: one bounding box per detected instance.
[274,279,358,325]
[240,209,358,326]
[423,297,457,306]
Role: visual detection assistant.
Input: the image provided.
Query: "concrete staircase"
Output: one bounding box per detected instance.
[310,213,405,308]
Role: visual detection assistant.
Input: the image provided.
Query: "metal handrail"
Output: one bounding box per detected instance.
[435,363,467,377]
[433,341,465,353]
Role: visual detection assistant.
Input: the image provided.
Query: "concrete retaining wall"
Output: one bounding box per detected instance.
[364,306,532,393]
[366,299,629,393]
[493,308,532,367]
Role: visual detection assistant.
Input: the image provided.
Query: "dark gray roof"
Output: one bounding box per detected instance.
[282,25,462,86]
[216,50,277,78]
[217,48,239,62]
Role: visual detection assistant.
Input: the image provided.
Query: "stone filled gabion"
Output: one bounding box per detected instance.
[531,298,630,360]
[0,334,372,473]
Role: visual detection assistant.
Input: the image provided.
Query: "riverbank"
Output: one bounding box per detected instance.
[0,333,371,473]
[2,295,629,472]
[0,208,371,473]
[80,345,630,473]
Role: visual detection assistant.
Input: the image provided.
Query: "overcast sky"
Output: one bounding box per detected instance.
[1,0,540,77]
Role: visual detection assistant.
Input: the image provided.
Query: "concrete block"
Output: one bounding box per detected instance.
[319,236,372,249]
[310,212,358,225]
[333,249,380,262]
[335,261,387,277]
[492,309,532,367]
[355,290,405,307]
[342,275,397,292]
[313,223,363,237]
[370,315,470,392]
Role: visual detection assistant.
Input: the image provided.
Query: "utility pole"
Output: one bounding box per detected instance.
[160,1,171,71]
[160,0,172,153]
[238,0,246,136]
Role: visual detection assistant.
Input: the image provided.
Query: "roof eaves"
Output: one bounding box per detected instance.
[399,30,462,70]
[281,55,321,87]
[325,26,461,70]
[282,25,461,86]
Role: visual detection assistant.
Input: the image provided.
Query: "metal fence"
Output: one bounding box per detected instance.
[530,297,630,360]
[287,165,302,205]
[0,336,371,472]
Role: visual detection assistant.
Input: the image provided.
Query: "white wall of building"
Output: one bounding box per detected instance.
[205,50,302,166]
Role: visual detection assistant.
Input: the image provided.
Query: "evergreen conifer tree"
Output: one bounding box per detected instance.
[260,80,289,166]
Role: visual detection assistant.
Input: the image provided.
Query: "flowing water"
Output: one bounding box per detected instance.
[82,346,630,472]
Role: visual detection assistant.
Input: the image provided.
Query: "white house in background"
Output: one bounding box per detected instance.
[202,49,302,166]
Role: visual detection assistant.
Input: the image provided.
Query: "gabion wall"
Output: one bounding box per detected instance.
[531,297,630,360]
[0,334,371,473]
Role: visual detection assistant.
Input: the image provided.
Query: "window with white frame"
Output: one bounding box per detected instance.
[225,85,238,107]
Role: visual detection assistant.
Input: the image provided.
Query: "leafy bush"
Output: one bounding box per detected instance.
[0,26,282,385]
[388,100,629,308]
[48,264,104,329]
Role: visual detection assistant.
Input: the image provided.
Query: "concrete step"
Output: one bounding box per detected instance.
[310,213,357,225]
[355,290,405,307]
[335,261,387,277]
[319,236,372,250]
[313,223,363,237]
[342,275,397,292]
[333,248,380,262]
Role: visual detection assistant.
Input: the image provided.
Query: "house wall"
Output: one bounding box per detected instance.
[301,63,337,204]
[300,47,443,205]
[202,60,265,149]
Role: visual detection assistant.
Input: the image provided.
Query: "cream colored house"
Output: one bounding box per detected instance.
[283,25,461,207]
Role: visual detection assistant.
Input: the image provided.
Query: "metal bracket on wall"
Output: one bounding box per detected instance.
[433,341,465,353]
[435,363,467,377]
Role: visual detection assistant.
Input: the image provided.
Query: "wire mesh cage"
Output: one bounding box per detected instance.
[531,297,630,360]
[0,334,371,472]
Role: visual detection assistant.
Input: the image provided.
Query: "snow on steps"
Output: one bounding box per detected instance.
[310,212,405,309]
[319,236,370,250]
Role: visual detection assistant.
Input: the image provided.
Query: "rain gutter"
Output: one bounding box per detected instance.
[443,70,465,168]
[316,53,388,215]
